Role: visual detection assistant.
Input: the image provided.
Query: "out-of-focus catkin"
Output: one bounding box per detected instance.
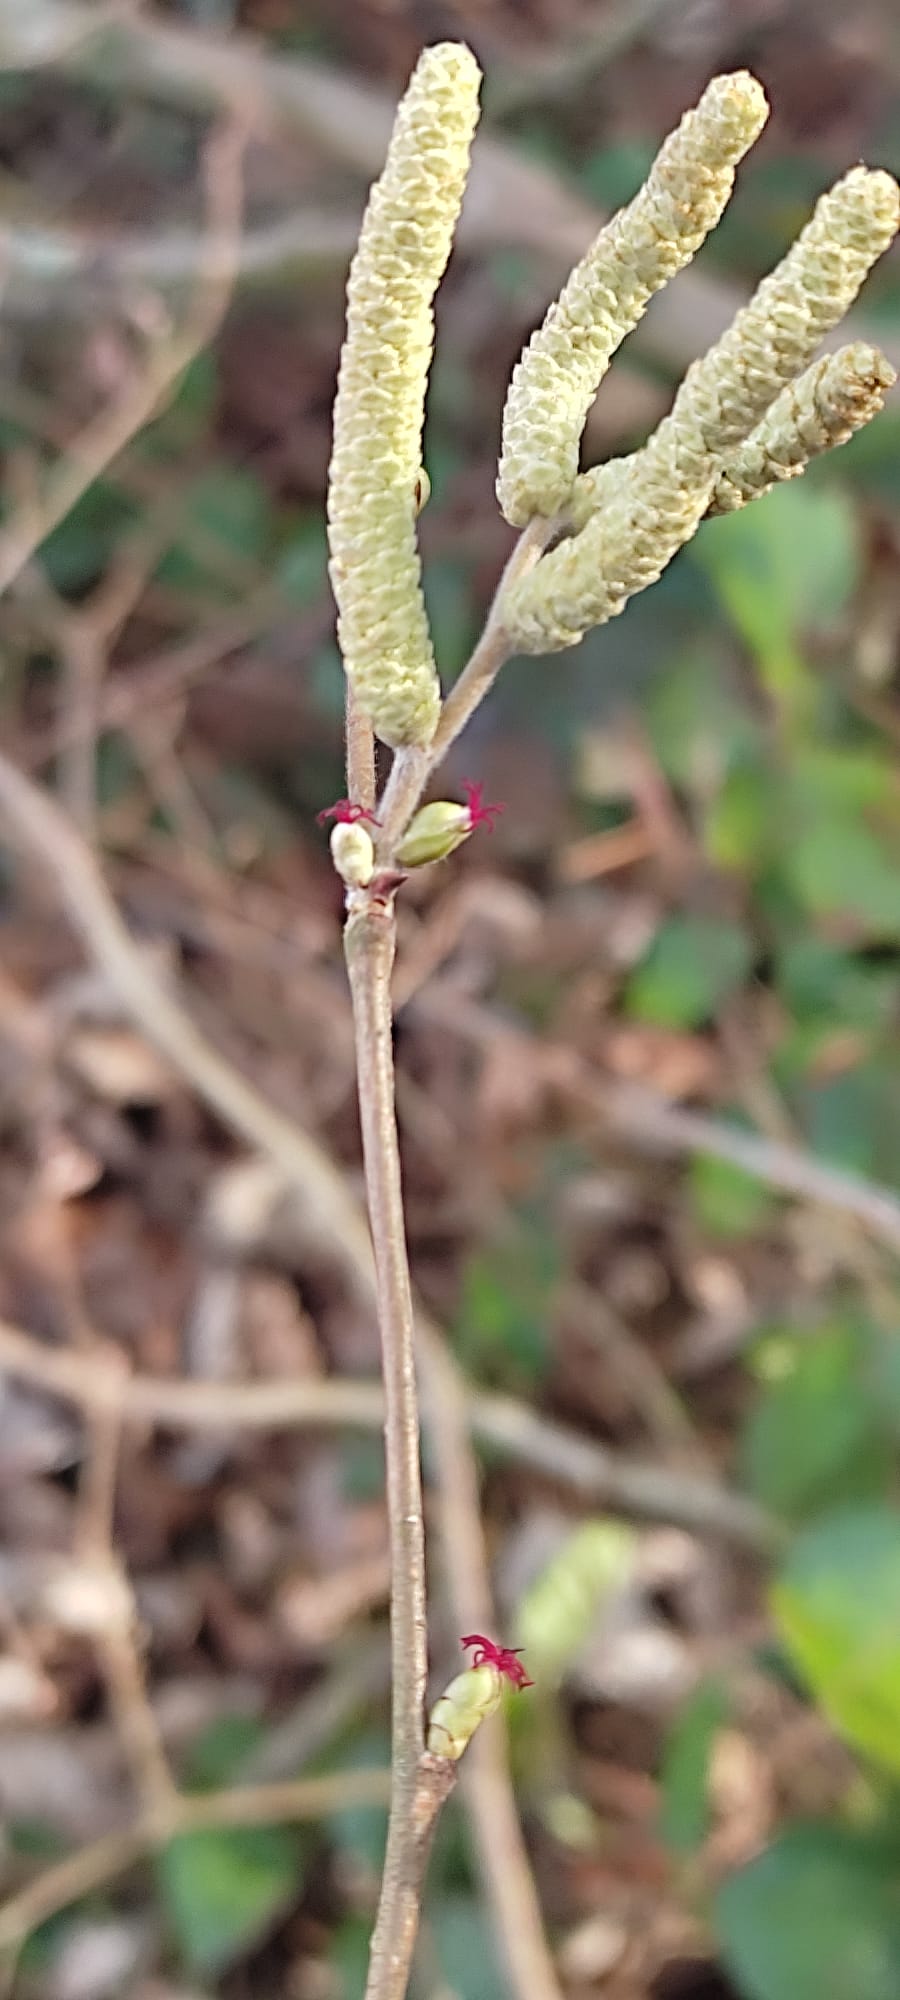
[327,43,481,747]
[505,164,899,653]
[707,342,896,514]
[495,71,769,529]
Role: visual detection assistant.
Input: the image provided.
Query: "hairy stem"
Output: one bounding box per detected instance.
[344,899,434,2000]
[427,518,550,768]
[377,521,551,856]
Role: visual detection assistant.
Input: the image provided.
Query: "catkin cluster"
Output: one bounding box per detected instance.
[496,71,768,528]
[327,42,480,748]
[327,48,898,759]
[504,162,899,653]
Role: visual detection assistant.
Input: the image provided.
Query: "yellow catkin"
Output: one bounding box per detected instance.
[495,71,769,529]
[327,43,481,747]
[506,164,899,652]
[707,342,896,513]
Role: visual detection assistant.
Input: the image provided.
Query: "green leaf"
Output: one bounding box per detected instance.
[689,1151,773,1238]
[157,1824,303,1975]
[660,1680,729,1857]
[644,646,759,795]
[156,466,273,590]
[276,516,328,603]
[454,1213,560,1391]
[776,940,896,1033]
[716,1824,900,2000]
[791,746,892,814]
[784,815,900,935]
[517,1520,637,1684]
[625,915,754,1029]
[183,1714,265,1791]
[431,1896,506,2000]
[423,557,479,685]
[741,1324,887,1518]
[704,758,779,872]
[695,482,860,670]
[41,483,140,594]
[773,1505,900,1776]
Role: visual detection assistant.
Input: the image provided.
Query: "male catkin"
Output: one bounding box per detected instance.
[327,43,481,748]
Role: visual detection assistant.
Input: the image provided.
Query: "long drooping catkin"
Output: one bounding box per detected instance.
[505,166,899,654]
[495,71,769,529]
[327,43,481,747]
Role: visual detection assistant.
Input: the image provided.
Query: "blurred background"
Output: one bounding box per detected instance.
[1,3,900,1997]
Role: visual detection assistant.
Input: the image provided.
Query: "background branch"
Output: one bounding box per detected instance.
[0,115,247,603]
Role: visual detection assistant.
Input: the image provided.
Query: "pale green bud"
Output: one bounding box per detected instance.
[395,799,472,867]
[496,71,769,528]
[327,43,481,748]
[427,1663,502,1760]
[330,821,375,887]
[707,342,895,514]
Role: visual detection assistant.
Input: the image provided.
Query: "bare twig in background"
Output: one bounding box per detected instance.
[4,0,899,388]
[0,1767,391,1967]
[485,0,684,116]
[417,988,900,1261]
[0,1312,774,1548]
[562,1279,701,1463]
[74,1390,178,1820]
[0,115,247,603]
[16,528,169,832]
[0,211,361,315]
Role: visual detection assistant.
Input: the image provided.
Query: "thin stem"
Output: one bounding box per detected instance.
[347,681,377,815]
[427,518,550,769]
[377,745,431,854]
[344,901,431,2000]
[377,522,551,855]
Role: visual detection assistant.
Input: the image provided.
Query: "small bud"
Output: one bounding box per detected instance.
[330,821,375,887]
[414,466,431,514]
[396,799,472,868]
[395,780,504,868]
[427,1663,503,1759]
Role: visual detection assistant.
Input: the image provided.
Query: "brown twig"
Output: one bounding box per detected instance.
[344,898,434,2000]
[0,115,247,604]
[0,1767,391,1966]
[0,1312,773,1547]
[416,986,900,1260]
[377,519,550,853]
[75,1390,179,1820]
[346,682,377,817]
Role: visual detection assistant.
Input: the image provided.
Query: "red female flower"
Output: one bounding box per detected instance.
[461,779,504,834]
[460,1633,534,1689]
[316,798,381,828]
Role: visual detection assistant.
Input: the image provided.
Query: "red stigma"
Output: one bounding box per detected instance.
[462,780,504,835]
[460,1633,534,1689]
[316,798,381,828]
